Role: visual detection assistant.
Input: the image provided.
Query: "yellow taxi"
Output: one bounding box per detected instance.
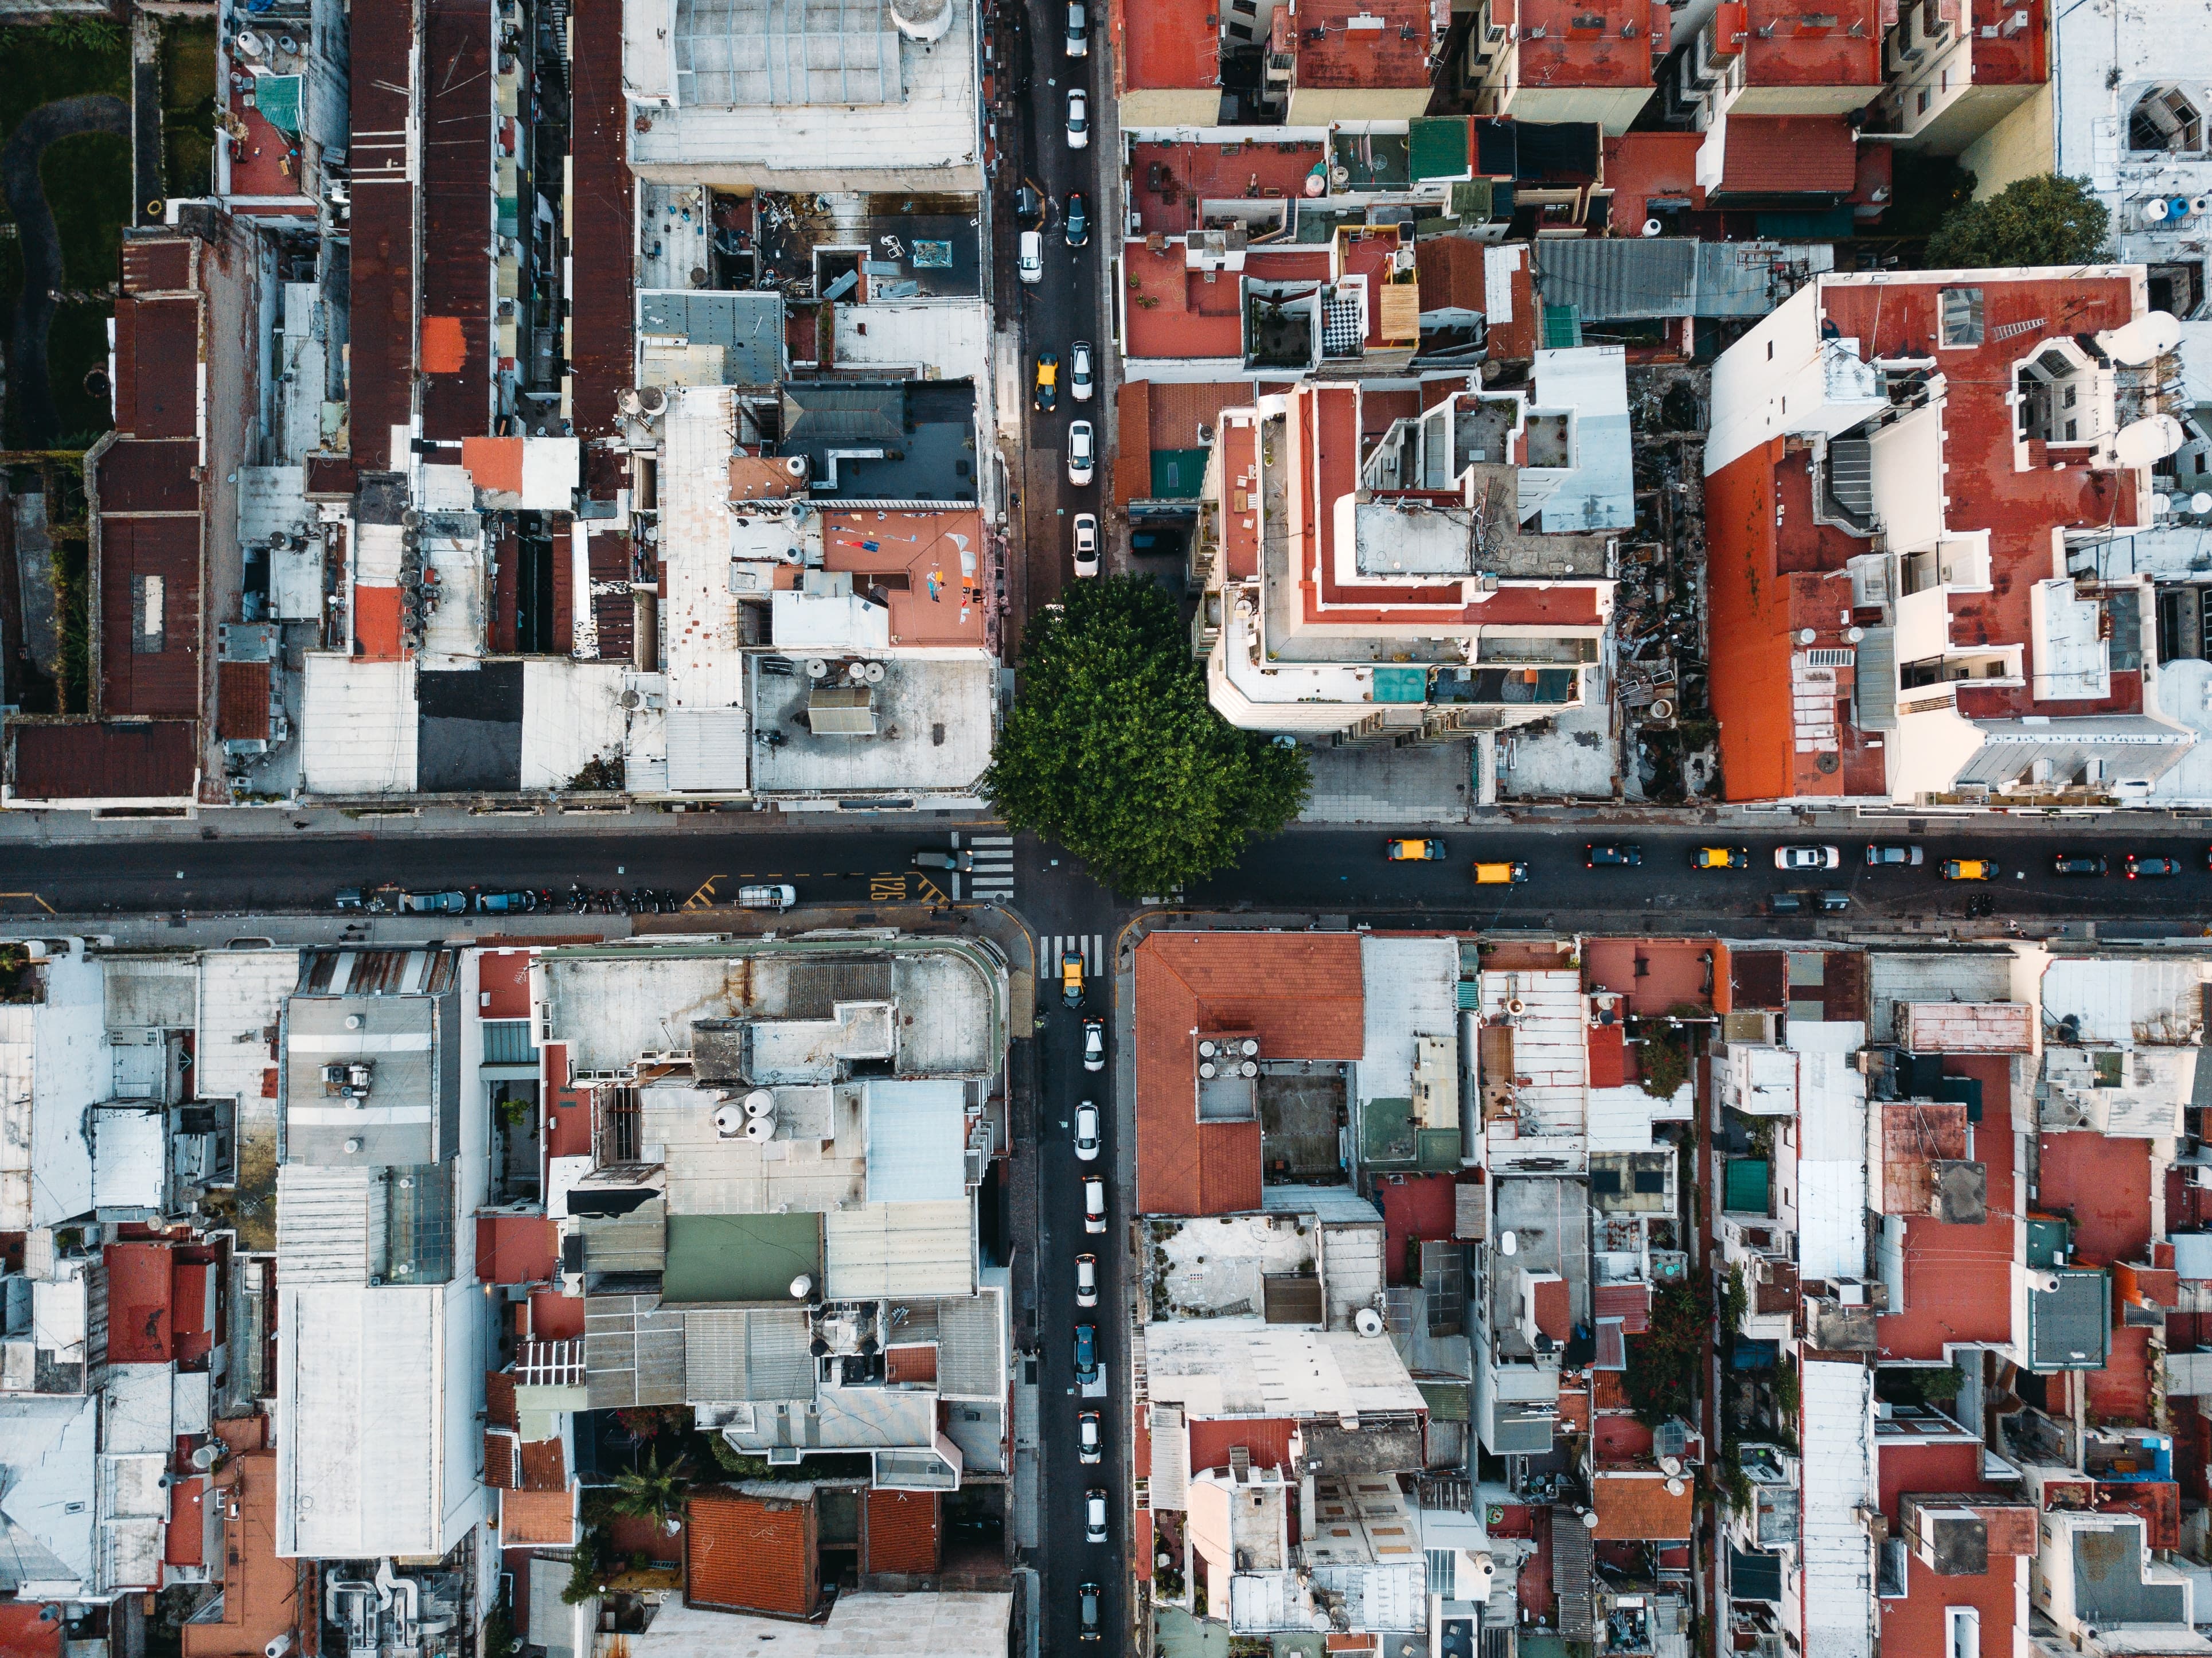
[1473,861,1530,885]
[1689,846,1749,871]
[1385,838,1446,861]
[1940,858,1999,881]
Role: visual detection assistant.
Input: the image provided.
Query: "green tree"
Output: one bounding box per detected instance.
[609,1449,692,1523]
[1925,173,2110,270]
[984,576,1309,895]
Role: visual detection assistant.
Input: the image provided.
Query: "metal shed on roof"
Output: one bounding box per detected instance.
[824,1200,973,1300]
[664,707,750,793]
[782,384,905,447]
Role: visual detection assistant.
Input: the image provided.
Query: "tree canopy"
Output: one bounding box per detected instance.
[984,576,1308,895]
[1924,173,2110,270]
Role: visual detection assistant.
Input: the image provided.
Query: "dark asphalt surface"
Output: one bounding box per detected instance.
[4,93,131,446]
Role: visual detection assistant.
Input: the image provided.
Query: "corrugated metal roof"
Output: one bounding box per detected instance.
[665,707,750,792]
[1800,1360,1875,1658]
[934,1286,1003,1400]
[584,1294,688,1408]
[823,1201,973,1300]
[420,0,492,443]
[274,1164,372,1284]
[682,1307,814,1401]
[1534,239,1826,322]
[863,1080,967,1204]
[567,0,635,440]
[345,0,416,467]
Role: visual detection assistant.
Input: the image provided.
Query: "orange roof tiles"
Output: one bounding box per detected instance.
[687,1489,817,1618]
[864,1490,941,1575]
[884,1344,937,1384]
[519,1438,567,1492]
[1592,1472,1694,1540]
[1187,1417,1297,1472]
[500,1487,578,1547]
[1134,933,1364,1215]
[486,1368,519,1430]
[106,1242,178,1363]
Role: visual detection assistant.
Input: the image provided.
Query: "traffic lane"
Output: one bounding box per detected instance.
[0,831,972,915]
[1191,828,2212,917]
[1037,1000,1118,1653]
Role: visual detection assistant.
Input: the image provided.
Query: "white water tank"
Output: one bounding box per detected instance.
[1355,1307,1387,1337]
[1641,217,1663,237]
[744,1089,775,1118]
[1498,1230,1518,1256]
[713,1104,746,1138]
[2097,311,2183,366]
[744,1114,776,1141]
[888,0,953,41]
[790,1273,814,1299]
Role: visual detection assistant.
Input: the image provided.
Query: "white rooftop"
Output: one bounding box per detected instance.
[1528,346,1633,534]
[631,1592,1012,1658]
[1145,1318,1426,1419]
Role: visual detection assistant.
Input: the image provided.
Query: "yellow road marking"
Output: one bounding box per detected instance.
[0,893,55,914]
[684,876,725,910]
[912,874,950,907]
[870,873,911,902]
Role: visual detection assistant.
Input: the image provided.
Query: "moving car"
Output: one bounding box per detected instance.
[1066,87,1089,148]
[1072,513,1099,578]
[472,889,537,913]
[1586,843,1643,867]
[1067,419,1095,485]
[1074,1321,1099,1384]
[1085,1489,1109,1543]
[1062,949,1085,1006]
[1386,838,1445,860]
[1774,845,1841,871]
[1473,861,1530,885]
[2127,855,2183,878]
[1074,1102,1101,1161]
[736,883,797,910]
[1017,228,1043,284]
[1065,0,1088,54]
[1033,351,1058,412]
[912,849,974,871]
[396,890,468,914]
[1083,1176,1106,1233]
[1082,1016,1105,1070]
[1069,341,1094,401]
[1076,1254,1098,1308]
[1940,859,1998,881]
[1078,1583,1102,1642]
[1077,1410,1101,1463]
[2052,853,2109,876]
[1865,843,1924,867]
[1690,846,1750,871]
[1064,190,1090,247]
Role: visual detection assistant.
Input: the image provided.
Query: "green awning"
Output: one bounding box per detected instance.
[252,75,302,135]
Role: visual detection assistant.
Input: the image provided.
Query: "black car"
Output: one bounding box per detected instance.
[2053,853,2109,876]
[1065,189,1090,247]
[1078,1583,1102,1642]
[1767,891,1805,915]
[1864,843,1924,867]
[1014,182,1044,224]
[1586,843,1643,867]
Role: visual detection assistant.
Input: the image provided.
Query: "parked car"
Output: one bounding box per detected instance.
[1014,182,1044,225]
[1075,1102,1101,1161]
[1385,838,1445,860]
[1085,1488,1109,1543]
[1069,341,1094,402]
[396,890,468,914]
[1083,1176,1106,1233]
[736,883,797,910]
[1077,1410,1102,1462]
[334,888,366,910]
[912,848,974,871]
[1033,351,1058,412]
[1064,190,1090,247]
[1078,1583,1102,1642]
[2127,854,2183,878]
[1074,1321,1099,1384]
[1473,861,1530,884]
[1066,87,1089,148]
[1076,1254,1098,1308]
[1586,843,1643,867]
[1065,0,1089,53]
[1062,949,1085,1007]
[2052,853,2109,876]
[473,889,537,913]
[1940,859,1998,881]
[1774,845,1841,871]
[1082,1016,1105,1070]
[1072,512,1099,578]
[1865,843,1924,867]
[1690,846,1749,871]
[1017,228,1043,283]
[1067,419,1095,485]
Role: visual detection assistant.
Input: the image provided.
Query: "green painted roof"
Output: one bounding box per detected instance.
[1372,666,1428,703]
[662,1212,822,1304]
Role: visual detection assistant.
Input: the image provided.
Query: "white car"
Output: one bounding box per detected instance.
[1066,87,1089,149]
[1077,1409,1102,1463]
[1085,1488,1108,1542]
[1017,229,1043,284]
[1070,340,1094,401]
[1073,513,1099,578]
[1065,0,1089,55]
[1076,1251,1098,1307]
[1075,1102,1101,1161]
[1082,1014,1105,1066]
[1067,419,1094,486]
[1773,844,1842,871]
[1083,1176,1106,1233]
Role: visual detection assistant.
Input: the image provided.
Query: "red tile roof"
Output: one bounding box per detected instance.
[216,661,270,741]
[166,1475,206,1566]
[1187,1417,1296,1472]
[477,1215,560,1286]
[1592,1472,1693,1540]
[484,1430,520,1489]
[686,1490,817,1618]
[568,0,635,438]
[864,1490,940,1575]
[500,1487,578,1547]
[486,1369,519,1430]
[1715,115,1859,194]
[884,1344,937,1384]
[1531,1277,1572,1340]
[10,721,197,802]
[1513,0,1666,88]
[182,1449,296,1658]
[1594,1282,1651,1333]
[1134,933,1364,1215]
[519,1438,567,1492]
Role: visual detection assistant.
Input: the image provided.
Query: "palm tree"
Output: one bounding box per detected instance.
[611,1449,692,1527]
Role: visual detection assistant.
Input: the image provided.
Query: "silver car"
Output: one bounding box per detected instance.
[1067,419,1095,486]
[1066,87,1089,149]
[1065,1,1088,55]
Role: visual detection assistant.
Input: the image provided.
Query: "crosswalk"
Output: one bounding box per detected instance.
[959,833,1015,902]
[1045,934,1108,976]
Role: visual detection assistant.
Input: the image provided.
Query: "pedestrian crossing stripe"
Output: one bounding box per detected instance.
[1046,935,1107,975]
[965,833,1016,897]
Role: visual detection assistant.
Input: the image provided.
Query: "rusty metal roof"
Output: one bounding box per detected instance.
[568,0,635,437]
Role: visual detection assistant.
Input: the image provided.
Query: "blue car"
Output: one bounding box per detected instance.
[1066,190,1090,247]
[473,889,539,914]
[1074,1321,1098,1385]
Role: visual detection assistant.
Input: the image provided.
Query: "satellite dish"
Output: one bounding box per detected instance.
[1579,1509,1600,1529]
